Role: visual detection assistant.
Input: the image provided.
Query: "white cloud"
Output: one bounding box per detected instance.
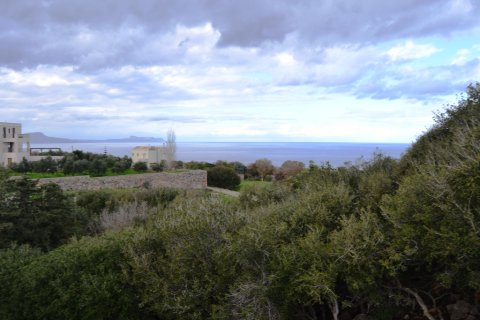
[387,41,440,61]
[451,48,471,65]
[1,1,480,142]
[275,52,297,67]
[311,46,380,86]
[449,0,474,15]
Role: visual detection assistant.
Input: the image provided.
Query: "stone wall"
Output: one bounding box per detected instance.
[37,170,207,191]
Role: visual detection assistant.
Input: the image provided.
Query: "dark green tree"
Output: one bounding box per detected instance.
[111,161,127,174]
[150,161,165,172]
[133,162,148,172]
[89,159,107,176]
[62,158,75,175]
[10,157,31,173]
[207,166,241,190]
[1,177,77,251]
[32,156,58,173]
[0,233,154,320]
[73,159,91,174]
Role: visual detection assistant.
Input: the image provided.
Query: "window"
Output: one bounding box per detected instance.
[2,127,5,138]
[12,128,15,138]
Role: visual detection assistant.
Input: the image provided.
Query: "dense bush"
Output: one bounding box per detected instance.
[133,161,148,172]
[10,156,58,173]
[185,161,215,170]
[89,159,108,176]
[9,158,31,173]
[0,177,80,251]
[0,234,154,320]
[207,166,241,190]
[247,158,275,180]
[238,181,291,209]
[275,160,305,180]
[8,151,134,177]
[75,187,179,217]
[150,160,166,172]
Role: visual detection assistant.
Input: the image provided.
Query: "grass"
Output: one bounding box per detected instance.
[237,180,271,192]
[22,172,67,179]
[211,192,239,204]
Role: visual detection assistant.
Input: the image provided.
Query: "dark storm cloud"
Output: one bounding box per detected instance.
[1,0,479,69]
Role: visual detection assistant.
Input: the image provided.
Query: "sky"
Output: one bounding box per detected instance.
[1,0,480,143]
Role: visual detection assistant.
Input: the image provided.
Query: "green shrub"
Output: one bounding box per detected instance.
[0,233,154,320]
[207,166,241,190]
[134,188,179,207]
[133,161,148,172]
[275,160,305,180]
[1,178,79,251]
[73,159,91,174]
[111,160,128,174]
[150,161,165,172]
[75,190,115,217]
[0,245,43,319]
[89,159,107,176]
[238,182,291,209]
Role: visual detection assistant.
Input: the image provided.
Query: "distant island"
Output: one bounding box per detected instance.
[27,132,164,144]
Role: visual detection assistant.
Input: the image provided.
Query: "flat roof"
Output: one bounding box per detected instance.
[0,122,21,126]
[132,146,163,151]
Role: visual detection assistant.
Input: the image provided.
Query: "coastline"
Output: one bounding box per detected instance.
[31,141,410,166]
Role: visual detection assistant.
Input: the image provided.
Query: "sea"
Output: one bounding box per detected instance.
[31,142,411,167]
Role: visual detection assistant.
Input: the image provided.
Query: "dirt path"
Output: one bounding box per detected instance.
[207,187,240,197]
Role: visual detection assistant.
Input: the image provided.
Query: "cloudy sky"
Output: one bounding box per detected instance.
[1,0,480,142]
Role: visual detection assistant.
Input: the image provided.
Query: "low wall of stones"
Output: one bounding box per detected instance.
[37,170,207,191]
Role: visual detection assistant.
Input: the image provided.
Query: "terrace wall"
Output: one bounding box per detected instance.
[36,170,207,191]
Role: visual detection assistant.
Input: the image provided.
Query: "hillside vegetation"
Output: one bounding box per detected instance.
[1,84,480,319]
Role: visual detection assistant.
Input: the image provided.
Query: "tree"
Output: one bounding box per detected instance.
[62,158,75,175]
[0,234,152,319]
[275,160,305,180]
[165,128,177,169]
[207,166,241,190]
[150,161,165,172]
[89,159,107,176]
[0,168,13,241]
[0,177,77,251]
[133,162,148,172]
[32,156,58,173]
[112,161,128,174]
[10,157,31,173]
[252,158,275,181]
[73,159,91,174]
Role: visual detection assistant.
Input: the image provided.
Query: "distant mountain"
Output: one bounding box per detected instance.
[27,132,164,144]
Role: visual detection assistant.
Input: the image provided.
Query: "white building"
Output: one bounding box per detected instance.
[0,122,31,167]
[0,122,63,167]
[132,146,167,168]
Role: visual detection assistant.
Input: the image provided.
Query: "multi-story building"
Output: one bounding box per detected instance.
[0,122,31,167]
[132,146,167,168]
[1,122,64,168]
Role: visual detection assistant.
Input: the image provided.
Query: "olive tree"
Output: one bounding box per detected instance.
[252,158,275,181]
